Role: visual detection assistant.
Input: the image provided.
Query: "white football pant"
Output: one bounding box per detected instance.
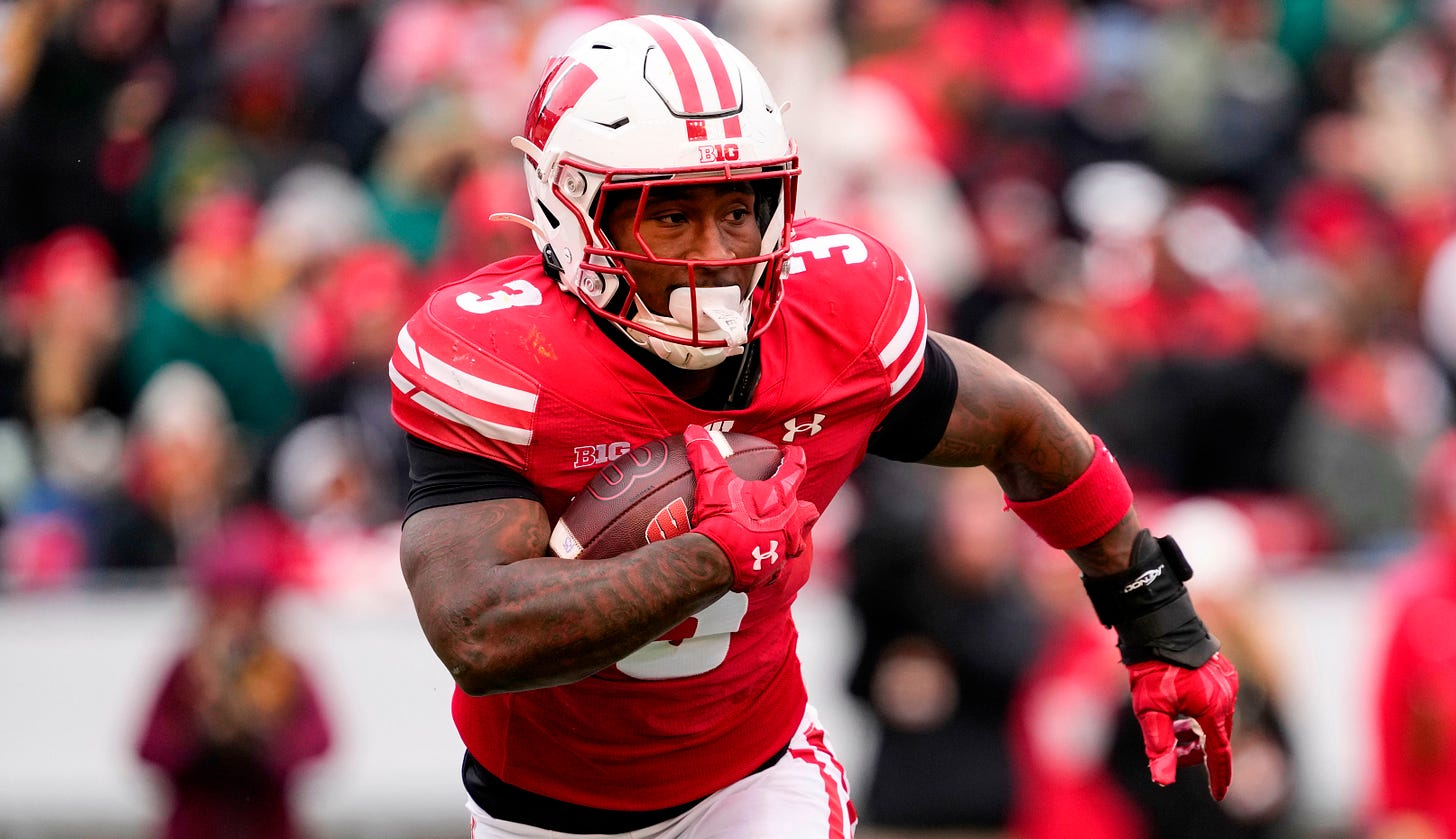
[466,704,856,838]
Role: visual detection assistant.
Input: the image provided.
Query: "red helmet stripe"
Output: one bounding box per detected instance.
[678,18,741,113]
[524,57,599,149]
[633,16,705,113]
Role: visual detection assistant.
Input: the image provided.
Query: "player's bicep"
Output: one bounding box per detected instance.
[399,497,552,690]
[401,497,551,586]
[917,332,1085,478]
[399,434,550,607]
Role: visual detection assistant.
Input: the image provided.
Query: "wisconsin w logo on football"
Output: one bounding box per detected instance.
[645,498,692,543]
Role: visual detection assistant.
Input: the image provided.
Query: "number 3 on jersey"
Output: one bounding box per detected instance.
[616,593,749,680]
[616,493,749,680]
[787,233,867,275]
[457,279,543,314]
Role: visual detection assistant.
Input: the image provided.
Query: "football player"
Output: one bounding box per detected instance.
[391,14,1238,838]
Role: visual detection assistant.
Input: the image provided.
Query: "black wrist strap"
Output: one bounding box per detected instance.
[1081,530,1220,668]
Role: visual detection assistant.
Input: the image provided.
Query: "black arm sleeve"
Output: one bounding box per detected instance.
[866,335,958,463]
[404,435,541,522]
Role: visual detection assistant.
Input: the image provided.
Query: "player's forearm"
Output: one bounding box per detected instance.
[996,433,1143,577]
[454,540,731,695]
[921,333,1138,575]
[403,504,731,695]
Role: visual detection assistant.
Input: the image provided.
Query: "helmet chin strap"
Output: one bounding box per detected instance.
[625,286,751,370]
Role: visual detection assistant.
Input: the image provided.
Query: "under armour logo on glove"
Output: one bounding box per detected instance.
[683,425,818,592]
[1127,652,1240,800]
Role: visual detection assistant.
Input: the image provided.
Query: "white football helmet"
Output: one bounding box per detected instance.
[493,15,799,370]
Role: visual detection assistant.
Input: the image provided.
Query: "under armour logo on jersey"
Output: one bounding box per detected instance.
[782,414,825,442]
[573,441,632,469]
[752,541,780,571]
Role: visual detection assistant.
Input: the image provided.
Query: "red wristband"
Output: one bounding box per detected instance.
[1004,436,1133,549]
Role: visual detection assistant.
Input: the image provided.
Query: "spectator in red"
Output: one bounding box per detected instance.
[120,191,299,443]
[423,161,534,291]
[1,226,128,589]
[1369,432,1456,838]
[1007,539,1143,839]
[136,505,331,839]
[7,225,128,426]
[289,241,423,515]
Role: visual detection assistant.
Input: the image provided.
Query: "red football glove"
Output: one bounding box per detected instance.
[1127,652,1240,800]
[683,424,820,592]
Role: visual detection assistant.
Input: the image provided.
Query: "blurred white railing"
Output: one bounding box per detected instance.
[0,567,1379,838]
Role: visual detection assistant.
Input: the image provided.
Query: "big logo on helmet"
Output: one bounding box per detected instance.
[697,143,740,163]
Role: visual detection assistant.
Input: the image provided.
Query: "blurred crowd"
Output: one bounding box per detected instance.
[3,0,1456,836]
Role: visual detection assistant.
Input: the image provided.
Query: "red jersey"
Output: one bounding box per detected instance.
[389,218,928,810]
[1371,543,1456,834]
[1009,616,1144,839]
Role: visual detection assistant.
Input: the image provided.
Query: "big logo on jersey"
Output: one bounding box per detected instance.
[573,441,632,469]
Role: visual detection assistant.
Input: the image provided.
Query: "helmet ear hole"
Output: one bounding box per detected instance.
[535,200,561,230]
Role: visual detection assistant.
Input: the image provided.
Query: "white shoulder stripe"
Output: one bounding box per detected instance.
[399,324,539,410]
[878,272,923,369]
[419,347,538,412]
[387,361,415,394]
[410,391,532,446]
[396,324,420,366]
[888,332,928,397]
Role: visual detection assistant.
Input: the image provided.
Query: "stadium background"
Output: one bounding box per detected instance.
[1,0,1453,837]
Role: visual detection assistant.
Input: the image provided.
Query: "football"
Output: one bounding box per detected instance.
[549,430,783,560]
